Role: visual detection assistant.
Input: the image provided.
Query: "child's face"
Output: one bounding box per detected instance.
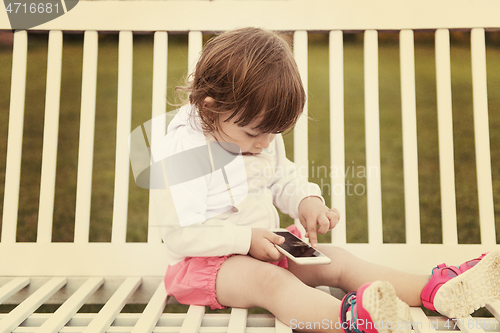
[213,113,276,156]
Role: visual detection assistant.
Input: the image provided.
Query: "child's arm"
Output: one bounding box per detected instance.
[270,135,340,247]
[270,135,324,215]
[161,221,252,258]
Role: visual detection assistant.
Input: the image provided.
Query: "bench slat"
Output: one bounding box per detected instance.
[180,305,205,333]
[456,315,487,333]
[111,31,133,244]
[82,277,142,333]
[470,28,496,246]
[9,312,497,333]
[188,31,203,81]
[0,243,492,277]
[329,30,347,245]
[400,29,422,245]
[0,277,67,333]
[274,317,293,333]
[293,30,309,236]
[37,30,63,244]
[148,31,169,244]
[152,32,168,119]
[3,1,500,32]
[74,30,99,244]
[293,30,309,168]
[131,282,167,333]
[486,301,500,323]
[227,308,248,333]
[34,277,104,333]
[409,307,437,333]
[1,30,28,244]
[293,30,309,170]
[364,30,383,245]
[0,277,30,305]
[435,29,458,245]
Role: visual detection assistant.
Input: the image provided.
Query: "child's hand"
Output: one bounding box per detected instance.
[249,228,285,262]
[298,196,340,247]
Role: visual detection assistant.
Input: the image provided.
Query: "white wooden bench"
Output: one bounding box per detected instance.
[1,0,500,332]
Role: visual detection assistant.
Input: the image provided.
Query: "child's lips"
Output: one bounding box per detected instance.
[242,150,262,156]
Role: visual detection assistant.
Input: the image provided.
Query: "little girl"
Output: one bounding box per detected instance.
[153,27,500,333]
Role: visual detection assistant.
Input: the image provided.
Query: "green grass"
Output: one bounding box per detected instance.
[1,31,500,246]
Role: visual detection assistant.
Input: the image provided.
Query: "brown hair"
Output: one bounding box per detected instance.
[180,27,306,135]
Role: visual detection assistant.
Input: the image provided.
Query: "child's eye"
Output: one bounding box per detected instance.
[246,133,258,138]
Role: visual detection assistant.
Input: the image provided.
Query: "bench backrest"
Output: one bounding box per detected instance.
[1,0,499,278]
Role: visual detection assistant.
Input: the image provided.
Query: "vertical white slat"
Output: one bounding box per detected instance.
[152,31,168,119]
[131,282,167,333]
[37,30,63,244]
[364,30,383,245]
[148,31,168,244]
[2,30,28,244]
[409,307,437,333]
[180,305,205,333]
[227,308,248,333]
[82,277,142,333]
[0,277,67,333]
[35,277,103,333]
[275,317,293,333]
[470,28,496,246]
[188,31,203,79]
[435,29,458,245]
[329,30,346,245]
[111,31,133,244]
[0,277,30,304]
[74,30,99,244]
[293,30,308,236]
[293,30,309,172]
[399,30,421,245]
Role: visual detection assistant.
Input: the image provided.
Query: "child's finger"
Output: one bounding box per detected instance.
[326,210,340,229]
[267,242,284,261]
[306,221,318,247]
[267,231,285,245]
[317,214,330,234]
[329,208,340,220]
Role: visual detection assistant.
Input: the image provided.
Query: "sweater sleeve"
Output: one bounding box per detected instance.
[270,135,325,219]
[154,174,252,258]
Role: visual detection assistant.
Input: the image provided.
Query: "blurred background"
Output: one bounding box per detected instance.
[1,30,500,248]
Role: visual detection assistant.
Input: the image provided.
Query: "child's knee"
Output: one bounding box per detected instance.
[255,264,292,293]
[316,246,353,283]
[216,256,294,306]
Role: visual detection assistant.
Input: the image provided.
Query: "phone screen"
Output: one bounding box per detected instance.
[274,231,323,258]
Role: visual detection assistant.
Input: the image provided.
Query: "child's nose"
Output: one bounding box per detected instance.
[255,134,275,149]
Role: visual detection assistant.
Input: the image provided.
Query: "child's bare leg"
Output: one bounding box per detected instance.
[216,255,342,333]
[288,245,429,306]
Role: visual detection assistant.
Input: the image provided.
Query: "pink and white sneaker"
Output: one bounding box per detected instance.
[340,281,412,333]
[421,251,500,318]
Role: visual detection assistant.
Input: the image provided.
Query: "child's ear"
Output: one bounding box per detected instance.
[202,96,215,109]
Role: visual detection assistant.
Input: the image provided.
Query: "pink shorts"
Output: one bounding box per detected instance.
[163,225,302,310]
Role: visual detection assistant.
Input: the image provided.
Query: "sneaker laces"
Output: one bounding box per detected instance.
[340,292,363,333]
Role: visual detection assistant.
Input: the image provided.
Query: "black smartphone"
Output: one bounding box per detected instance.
[273,230,331,265]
